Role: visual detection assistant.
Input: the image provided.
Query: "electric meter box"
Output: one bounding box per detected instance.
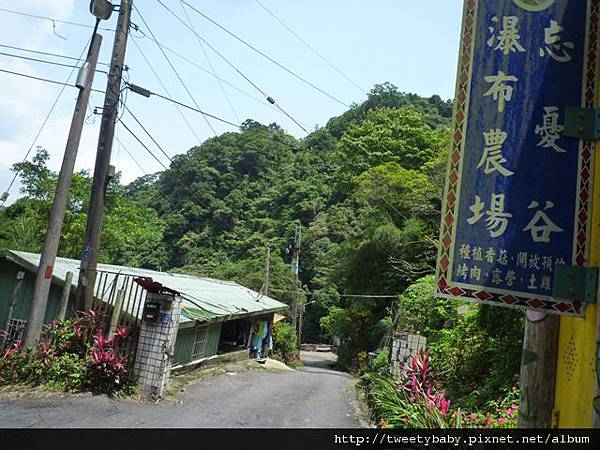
[142,293,175,324]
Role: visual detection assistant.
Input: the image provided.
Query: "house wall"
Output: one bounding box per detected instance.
[0,261,73,331]
[173,322,222,366]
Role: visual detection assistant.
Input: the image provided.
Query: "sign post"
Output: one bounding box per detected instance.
[436,0,600,427]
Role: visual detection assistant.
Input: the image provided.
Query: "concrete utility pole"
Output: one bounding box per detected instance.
[518,311,559,428]
[24,34,103,346]
[262,246,271,296]
[291,225,301,345]
[77,0,133,311]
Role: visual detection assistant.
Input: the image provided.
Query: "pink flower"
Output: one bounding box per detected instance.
[506,408,513,417]
[497,417,506,425]
[486,417,495,425]
[469,413,477,421]
[94,329,106,348]
[116,326,128,341]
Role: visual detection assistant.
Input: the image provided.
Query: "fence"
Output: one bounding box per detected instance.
[88,269,147,369]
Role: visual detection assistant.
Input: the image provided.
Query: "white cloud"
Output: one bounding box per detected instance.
[0,0,107,202]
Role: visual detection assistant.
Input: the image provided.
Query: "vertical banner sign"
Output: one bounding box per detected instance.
[436,0,600,315]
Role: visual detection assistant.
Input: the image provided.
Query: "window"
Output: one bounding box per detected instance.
[192,326,209,360]
[7,319,27,343]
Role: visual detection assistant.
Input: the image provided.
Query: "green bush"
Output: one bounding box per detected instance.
[272,322,298,363]
[429,306,523,410]
[371,348,389,372]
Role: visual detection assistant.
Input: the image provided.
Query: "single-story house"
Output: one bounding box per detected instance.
[0,250,288,366]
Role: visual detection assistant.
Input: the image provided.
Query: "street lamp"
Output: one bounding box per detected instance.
[90,0,114,21]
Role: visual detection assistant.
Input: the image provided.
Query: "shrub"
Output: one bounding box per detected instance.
[362,350,519,429]
[0,341,29,385]
[371,348,389,372]
[86,328,128,394]
[272,321,298,363]
[0,314,133,395]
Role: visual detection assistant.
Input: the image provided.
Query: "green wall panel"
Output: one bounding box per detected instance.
[0,261,73,332]
[173,322,223,365]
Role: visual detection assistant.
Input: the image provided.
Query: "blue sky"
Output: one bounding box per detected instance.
[0,0,463,198]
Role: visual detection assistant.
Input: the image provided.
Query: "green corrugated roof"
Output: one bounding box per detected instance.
[4,251,288,324]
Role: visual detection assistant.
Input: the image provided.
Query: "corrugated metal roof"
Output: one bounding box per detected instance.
[5,251,288,324]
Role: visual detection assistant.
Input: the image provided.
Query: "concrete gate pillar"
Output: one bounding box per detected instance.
[133,292,181,400]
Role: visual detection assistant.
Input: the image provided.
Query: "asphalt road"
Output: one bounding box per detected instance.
[0,353,363,428]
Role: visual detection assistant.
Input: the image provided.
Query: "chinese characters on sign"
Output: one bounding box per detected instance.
[436,0,598,315]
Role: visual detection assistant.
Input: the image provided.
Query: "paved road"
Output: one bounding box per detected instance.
[0,353,363,428]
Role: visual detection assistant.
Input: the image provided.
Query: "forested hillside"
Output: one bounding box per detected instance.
[123,82,452,349]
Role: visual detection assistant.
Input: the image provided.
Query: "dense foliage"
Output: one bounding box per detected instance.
[362,351,519,429]
[0,148,168,269]
[0,312,133,395]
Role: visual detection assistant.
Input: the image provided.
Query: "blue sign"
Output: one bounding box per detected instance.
[436,0,600,315]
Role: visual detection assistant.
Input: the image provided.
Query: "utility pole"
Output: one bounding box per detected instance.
[262,246,271,296]
[518,311,559,428]
[291,225,301,346]
[24,32,103,346]
[77,0,133,311]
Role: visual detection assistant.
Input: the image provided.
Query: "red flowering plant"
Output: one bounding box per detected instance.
[86,327,129,394]
[363,350,463,428]
[0,340,29,385]
[0,309,133,394]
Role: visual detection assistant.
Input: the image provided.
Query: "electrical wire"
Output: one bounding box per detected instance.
[178,0,349,107]
[0,7,114,32]
[0,43,110,66]
[134,5,219,137]
[0,40,94,206]
[0,68,105,94]
[134,32,311,131]
[134,33,273,109]
[254,0,366,95]
[114,134,147,174]
[130,37,202,143]
[121,102,172,162]
[149,91,240,128]
[0,51,107,74]
[117,120,169,170]
[153,0,308,133]
[178,0,240,123]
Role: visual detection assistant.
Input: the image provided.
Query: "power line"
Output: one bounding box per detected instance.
[0,40,92,206]
[130,37,202,143]
[0,51,107,74]
[0,7,114,32]
[134,5,218,137]
[118,119,169,170]
[178,0,240,123]
[0,68,104,94]
[178,0,349,107]
[134,32,311,131]
[268,287,400,299]
[121,102,172,162]
[114,134,146,174]
[134,33,274,110]
[154,0,308,133]
[156,0,267,97]
[149,91,241,128]
[254,0,366,95]
[0,43,110,66]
